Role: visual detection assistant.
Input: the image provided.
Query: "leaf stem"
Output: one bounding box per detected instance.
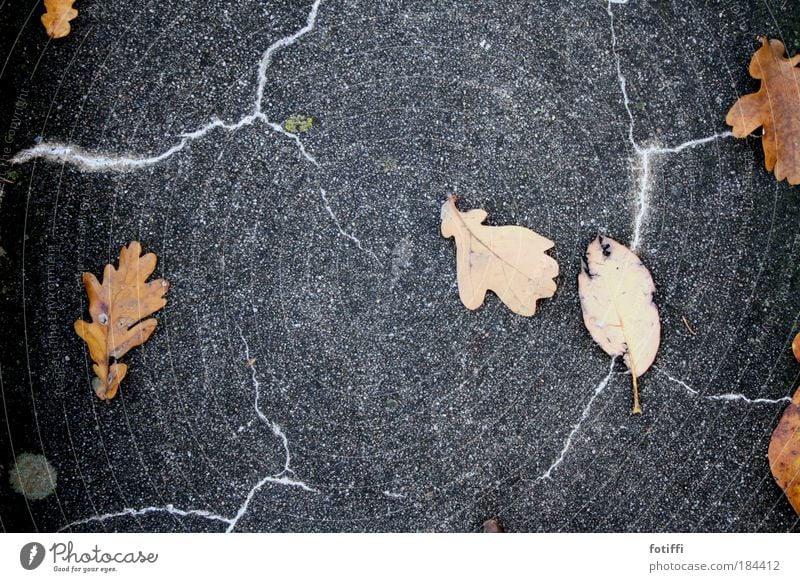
[629,355,642,415]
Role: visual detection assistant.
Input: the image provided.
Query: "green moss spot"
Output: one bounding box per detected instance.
[283,114,315,134]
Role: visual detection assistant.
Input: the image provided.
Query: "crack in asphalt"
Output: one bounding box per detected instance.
[606,0,733,252]
[11,0,323,171]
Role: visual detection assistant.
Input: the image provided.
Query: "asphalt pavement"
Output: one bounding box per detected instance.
[1,0,799,532]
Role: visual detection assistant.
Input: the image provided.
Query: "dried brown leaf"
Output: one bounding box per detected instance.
[41,0,78,39]
[726,37,800,185]
[74,242,168,400]
[792,332,800,363]
[768,386,800,516]
[482,519,505,533]
[578,235,660,414]
[440,196,558,316]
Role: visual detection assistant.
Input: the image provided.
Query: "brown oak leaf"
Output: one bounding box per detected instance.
[74,242,168,400]
[482,519,505,533]
[41,0,78,39]
[792,332,800,363]
[440,195,558,317]
[768,386,800,516]
[726,37,800,185]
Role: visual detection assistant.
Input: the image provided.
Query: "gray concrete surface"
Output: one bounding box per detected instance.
[1,0,799,532]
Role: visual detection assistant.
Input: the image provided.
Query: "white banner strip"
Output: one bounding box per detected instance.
[1,533,796,581]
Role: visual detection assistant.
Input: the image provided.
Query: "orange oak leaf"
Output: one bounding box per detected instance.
[726,37,800,185]
[41,0,78,39]
[440,195,558,317]
[74,242,168,400]
[768,386,800,516]
[792,332,800,363]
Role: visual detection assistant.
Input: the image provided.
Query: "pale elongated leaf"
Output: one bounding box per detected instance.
[578,235,660,414]
[440,196,558,316]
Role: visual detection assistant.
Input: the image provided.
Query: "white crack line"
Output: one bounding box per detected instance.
[536,357,617,482]
[57,505,234,532]
[58,331,317,533]
[16,2,378,262]
[239,328,314,488]
[11,0,323,171]
[654,366,792,405]
[382,490,406,499]
[705,393,791,404]
[319,187,381,263]
[606,0,732,252]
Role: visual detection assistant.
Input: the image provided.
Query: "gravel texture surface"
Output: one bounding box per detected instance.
[1,0,799,532]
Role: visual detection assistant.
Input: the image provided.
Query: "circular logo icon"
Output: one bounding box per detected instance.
[20,542,46,570]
